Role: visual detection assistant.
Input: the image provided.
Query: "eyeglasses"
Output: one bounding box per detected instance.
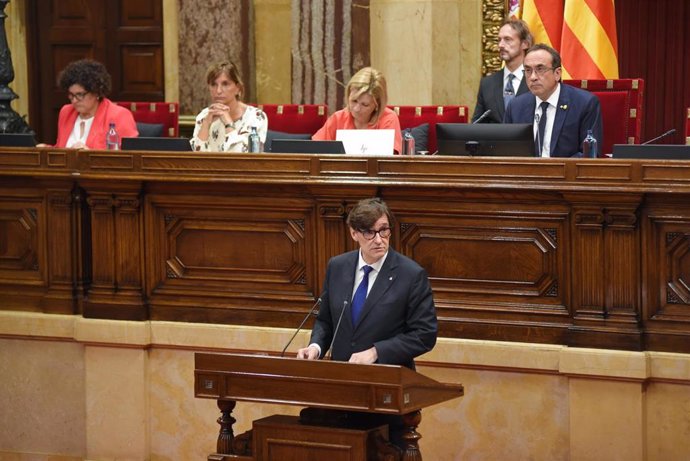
[359,227,392,240]
[524,66,557,77]
[67,91,89,101]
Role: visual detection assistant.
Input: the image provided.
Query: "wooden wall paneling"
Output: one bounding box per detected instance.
[0,182,44,309]
[565,193,643,350]
[642,195,690,351]
[385,191,571,344]
[83,180,146,320]
[106,0,164,101]
[3,150,690,353]
[41,184,83,314]
[144,186,321,326]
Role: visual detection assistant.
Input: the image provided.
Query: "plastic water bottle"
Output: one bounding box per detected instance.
[106,122,120,150]
[583,129,598,158]
[248,126,261,153]
[401,128,415,155]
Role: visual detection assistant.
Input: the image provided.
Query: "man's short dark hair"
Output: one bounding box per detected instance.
[526,43,562,70]
[347,197,393,231]
[503,19,534,50]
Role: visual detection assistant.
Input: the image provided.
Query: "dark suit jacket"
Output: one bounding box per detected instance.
[504,83,603,158]
[309,248,437,369]
[472,70,529,123]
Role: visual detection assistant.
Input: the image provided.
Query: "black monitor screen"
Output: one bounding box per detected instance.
[121,137,192,152]
[436,123,536,157]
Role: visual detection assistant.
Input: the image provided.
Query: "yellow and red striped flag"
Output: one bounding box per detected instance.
[561,0,619,79]
[522,0,565,49]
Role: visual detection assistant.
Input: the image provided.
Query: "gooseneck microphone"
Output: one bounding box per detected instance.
[641,128,677,145]
[473,109,492,124]
[280,297,322,357]
[326,300,348,360]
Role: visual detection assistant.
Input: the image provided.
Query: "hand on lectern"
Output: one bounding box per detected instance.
[296,345,320,360]
[348,346,378,364]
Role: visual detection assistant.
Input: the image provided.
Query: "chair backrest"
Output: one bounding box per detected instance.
[256,104,328,135]
[389,105,470,154]
[686,108,690,145]
[562,79,644,155]
[115,101,180,137]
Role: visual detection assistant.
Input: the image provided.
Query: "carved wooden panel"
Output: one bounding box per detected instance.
[145,191,320,324]
[0,204,40,277]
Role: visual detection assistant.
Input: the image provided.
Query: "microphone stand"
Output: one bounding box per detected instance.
[326,300,348,360]
[280,298,321,357]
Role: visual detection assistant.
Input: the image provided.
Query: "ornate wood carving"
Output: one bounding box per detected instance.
[481,0,507,75]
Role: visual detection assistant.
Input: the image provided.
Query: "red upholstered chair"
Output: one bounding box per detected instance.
[389,105,470,154]
[685,108,690,145]
[116,102,180,137]
[562,79,644,156]
[256,104,328,135]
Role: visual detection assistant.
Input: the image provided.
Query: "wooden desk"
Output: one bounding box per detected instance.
[1,147,690,352]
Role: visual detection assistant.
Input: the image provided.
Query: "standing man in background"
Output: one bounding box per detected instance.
[471,19,533,124]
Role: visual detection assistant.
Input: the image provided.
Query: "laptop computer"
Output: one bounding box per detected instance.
[121,137,192,152]
[612,144,690,160]
[0,133,37,147]
[270,139,346,154]
[336,129,395,155]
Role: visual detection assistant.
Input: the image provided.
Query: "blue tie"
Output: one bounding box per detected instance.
[351,265,373,326]
[503,74,515,109]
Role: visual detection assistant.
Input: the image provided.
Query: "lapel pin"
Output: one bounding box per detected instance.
[389,276,393,281]
[559,104,568,110]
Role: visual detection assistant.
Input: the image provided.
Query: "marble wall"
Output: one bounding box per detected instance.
[1,311,689,460]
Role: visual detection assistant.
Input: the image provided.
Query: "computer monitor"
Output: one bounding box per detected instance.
[0,133,37,147]
[270,139,346,154]
[612,144,690,160]
[121,137,192,152]
[436,123,536,157]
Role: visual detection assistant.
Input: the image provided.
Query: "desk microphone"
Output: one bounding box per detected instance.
[326,300,348,360]
[473,109,492,124]
[641,128,677,145]
[280,297,322,357]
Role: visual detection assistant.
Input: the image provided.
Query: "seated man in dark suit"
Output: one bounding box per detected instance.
[297,197,437,450]
[504,43,603,157]
[471,19,533,124]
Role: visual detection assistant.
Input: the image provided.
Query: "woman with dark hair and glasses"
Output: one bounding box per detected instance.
[41,59,138,149]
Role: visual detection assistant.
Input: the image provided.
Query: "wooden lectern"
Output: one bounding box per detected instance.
[195,353,464,461]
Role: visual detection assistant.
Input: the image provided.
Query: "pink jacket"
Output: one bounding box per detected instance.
[55,98,138,149]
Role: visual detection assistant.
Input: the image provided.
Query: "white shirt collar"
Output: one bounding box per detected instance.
[357,250,388,273]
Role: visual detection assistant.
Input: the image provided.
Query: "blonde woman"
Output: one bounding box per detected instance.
[313,67,402,154]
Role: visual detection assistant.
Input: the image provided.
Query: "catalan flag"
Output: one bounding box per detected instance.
[522,0,564,49]
[560,0,619,79]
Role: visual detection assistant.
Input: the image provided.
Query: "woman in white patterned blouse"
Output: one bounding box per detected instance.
[190,60,268,152]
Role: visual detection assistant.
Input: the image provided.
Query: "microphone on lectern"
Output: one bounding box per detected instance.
[326,300,348,360]
[641,128,676,145]
[472,109,492,124]
[280,297,322,357]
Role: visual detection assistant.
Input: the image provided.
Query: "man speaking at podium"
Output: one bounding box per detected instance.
[297,197,437,368]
